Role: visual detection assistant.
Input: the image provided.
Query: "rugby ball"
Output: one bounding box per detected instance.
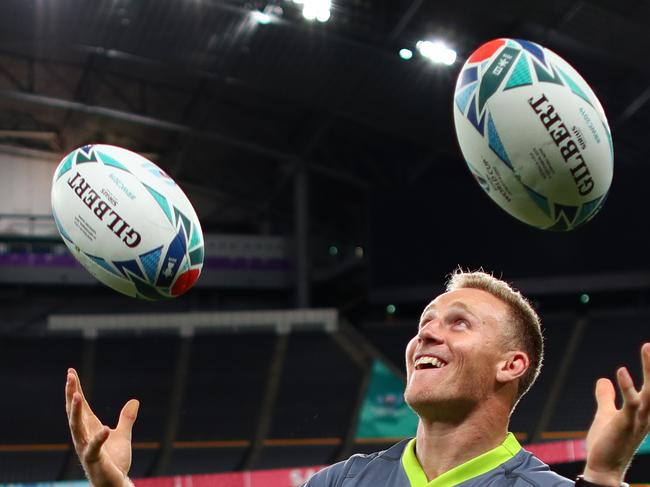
[51,144,204,300]
[453,38,613,231]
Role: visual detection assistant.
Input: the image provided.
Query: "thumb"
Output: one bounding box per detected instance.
[594,378,617,416]
[116,399,139,438]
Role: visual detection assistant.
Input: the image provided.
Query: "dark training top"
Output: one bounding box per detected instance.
[304,433,576,487]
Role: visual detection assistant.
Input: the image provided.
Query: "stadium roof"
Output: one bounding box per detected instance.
[0,0,648,285]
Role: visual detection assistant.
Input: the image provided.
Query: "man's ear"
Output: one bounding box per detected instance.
[496,351,529,384]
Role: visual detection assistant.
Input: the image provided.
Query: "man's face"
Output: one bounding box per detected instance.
[404,288,512,419]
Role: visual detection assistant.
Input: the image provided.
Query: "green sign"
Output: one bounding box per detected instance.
[355,360,418,439]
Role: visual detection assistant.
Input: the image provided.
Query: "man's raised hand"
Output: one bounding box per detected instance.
[65,368,139,487]
[583,342,650,486]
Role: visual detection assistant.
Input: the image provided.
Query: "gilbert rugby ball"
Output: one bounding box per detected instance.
[51,144,203,299]
[453,38,613,231]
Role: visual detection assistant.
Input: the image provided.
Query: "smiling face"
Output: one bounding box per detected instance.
[404,288,517,420]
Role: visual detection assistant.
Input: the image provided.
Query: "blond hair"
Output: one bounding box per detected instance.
[446,269,543,407]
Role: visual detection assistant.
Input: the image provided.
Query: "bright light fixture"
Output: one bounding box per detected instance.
[302,3,317,20]
[316,8,331,22]
[251,10,272,24]
[299,0,331,22]
[416,40,457,65]
[399,48,413,60]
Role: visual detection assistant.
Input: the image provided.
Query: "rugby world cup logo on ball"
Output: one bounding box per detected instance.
[51,144,204,300]
[453,38,614,231]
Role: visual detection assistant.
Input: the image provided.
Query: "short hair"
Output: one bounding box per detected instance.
[445,269,543,407]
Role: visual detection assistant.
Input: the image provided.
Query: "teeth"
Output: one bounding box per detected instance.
[414,356,445,369]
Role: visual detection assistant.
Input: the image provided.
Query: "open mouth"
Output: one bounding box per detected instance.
[414,356,447,370]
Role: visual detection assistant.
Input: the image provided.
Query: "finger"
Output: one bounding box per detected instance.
[116,399,139,439]
[67,369,103,431]
[69,393,88,447]
[65,370,75,418]
[69,368,88,404]
[640,343,650,398]
[594,377,617,415]
[85,425,110,463]
[66,371,88,421]
[66,370,84,412]
[617,367,641,413]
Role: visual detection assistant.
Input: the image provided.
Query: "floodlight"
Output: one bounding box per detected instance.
[300,0,331,22]
[316,9,331,22]
[302,4,318,20]
[416,40,457,65]
[251,11,272,24]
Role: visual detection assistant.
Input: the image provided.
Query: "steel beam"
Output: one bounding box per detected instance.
[614,86,650,129]
[531,317,586,442]
[0,62,25,91]
[151,336,192,476]
[294,164,310,308]
[242,334,289,469]
[0,88,370,189]
[387,0,425,42]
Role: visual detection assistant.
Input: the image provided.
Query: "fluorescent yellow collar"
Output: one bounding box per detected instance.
[401,432,521,487]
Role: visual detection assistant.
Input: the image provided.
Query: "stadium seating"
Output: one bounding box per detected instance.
[0,336,83,444]
[270,331,362,440]
[0,451,68,483]
[0,336,82,481]
[92,334,179,442]
[548,309,649,432]
[167,447,248,475]
[175,332,276,442]
[509,312,578,437]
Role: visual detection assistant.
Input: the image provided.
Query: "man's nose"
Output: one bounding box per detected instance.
[417,320,444,343]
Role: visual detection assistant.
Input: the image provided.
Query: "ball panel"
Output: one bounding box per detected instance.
[55,151,75,181]
[155,228,187,288]
[171,268,201,297]
[84,253,122,277]
[139,246,164,283]
[455,81,478,114]
[73,245,138,298]
[503,52,532,90]
[142,183,175,225]
[467,38,506,63]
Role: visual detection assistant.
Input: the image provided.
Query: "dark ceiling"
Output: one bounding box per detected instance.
[0,0,649,289]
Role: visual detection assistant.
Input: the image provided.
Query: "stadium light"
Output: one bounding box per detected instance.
[416,40,457,65]
[251,10,272,24]
[293,0,331,22]
[399,48,413,60]
[316,8,331,22]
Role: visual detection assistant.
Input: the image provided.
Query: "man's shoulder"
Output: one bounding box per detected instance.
[497,449,574,486]
[303,440,410,487]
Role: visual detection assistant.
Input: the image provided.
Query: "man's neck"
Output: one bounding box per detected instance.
[414,406,510,481]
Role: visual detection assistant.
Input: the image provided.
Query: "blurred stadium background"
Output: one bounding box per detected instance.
[0,0,649,485]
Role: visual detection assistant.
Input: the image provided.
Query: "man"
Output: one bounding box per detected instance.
[65,270,650,487]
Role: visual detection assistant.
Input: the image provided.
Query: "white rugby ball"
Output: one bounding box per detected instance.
[51,144,204,299]
[453,38,613,231]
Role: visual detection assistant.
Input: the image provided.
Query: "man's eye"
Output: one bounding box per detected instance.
[453,320,469,328]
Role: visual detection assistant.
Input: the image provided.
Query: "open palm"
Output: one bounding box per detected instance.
[584,343,650,485]
[65,368,139,487]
